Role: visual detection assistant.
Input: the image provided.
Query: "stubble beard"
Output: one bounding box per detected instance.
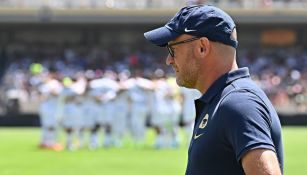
[175,57,199,89]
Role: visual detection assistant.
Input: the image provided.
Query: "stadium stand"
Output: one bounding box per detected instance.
[0,0,306,126]
[0,0,307,9]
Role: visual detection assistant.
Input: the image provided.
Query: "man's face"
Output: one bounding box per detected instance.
[166,35,200,89]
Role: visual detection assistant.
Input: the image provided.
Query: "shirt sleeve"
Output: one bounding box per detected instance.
[219,89,276,163]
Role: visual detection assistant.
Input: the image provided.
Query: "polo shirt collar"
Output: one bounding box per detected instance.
[199,67,250,103]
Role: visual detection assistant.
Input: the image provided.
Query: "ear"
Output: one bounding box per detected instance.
[199,37,210,56]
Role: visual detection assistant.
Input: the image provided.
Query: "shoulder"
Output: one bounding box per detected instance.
[216,88,277,160]
[218,88,271,122]
[216,88,274,143]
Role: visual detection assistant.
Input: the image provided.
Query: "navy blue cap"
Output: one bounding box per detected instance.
[144,5,238,48]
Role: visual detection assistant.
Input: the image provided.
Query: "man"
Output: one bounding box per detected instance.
[165,76,182,148]
[180,87,202,143]
[61,88,81,151]
[38,75,63,151]
[38,91,61,150]
[111,83,129,148]
[151,75,174,148]
[144,5,283,175]
[126,73,152,147]
[80,87,97,149]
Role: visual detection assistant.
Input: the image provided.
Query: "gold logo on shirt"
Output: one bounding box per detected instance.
[193,114,209,140]
[199,113,209,129]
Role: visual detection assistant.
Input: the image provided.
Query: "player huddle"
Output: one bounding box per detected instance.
[38,71,201,151]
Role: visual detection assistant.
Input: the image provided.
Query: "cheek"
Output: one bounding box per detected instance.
[174,47,188,64]
[173,46,195,71]
[185,51,199,74]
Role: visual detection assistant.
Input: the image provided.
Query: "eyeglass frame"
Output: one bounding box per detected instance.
[166,37,201,57]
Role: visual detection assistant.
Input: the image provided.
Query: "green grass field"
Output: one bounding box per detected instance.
[0,127,306,175]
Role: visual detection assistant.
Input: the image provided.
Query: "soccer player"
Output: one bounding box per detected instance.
[180,87,201,141]
[126,75,152,147]
[144,5,283,175]
[102,91,117,148]
[165,76,182,148]
[150,76,170,148]
[111,84,129,147]
[91,72,119,148]
[61,89,81,151]
[87,89,104,150]
[38,91,61,150]
[38,75,63,150]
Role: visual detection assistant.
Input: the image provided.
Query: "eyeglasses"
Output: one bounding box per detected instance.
[166,37,200,57]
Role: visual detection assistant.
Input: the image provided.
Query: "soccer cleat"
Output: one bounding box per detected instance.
[38,143,49,149]
[51,143,64,151]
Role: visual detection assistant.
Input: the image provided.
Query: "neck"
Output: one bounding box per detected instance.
[196,59,238,94]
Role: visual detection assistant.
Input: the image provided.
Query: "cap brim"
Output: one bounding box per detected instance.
[144,26,181,47]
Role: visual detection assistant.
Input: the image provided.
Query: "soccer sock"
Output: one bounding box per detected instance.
[78,130,84,148]
[135,127,145,144]
[53,129,59,144]
[155,134,163,148]
[184,124,193,139]
[155,127,167,148]
[171,127,180,147]
[104,133,112,147]
[112,133,120,148]
[49,130,56,145]
[41,128,48,145]
[67,132,73,149]
[162,127,169,147]
[46,129,53,146]
[90,133,98,149]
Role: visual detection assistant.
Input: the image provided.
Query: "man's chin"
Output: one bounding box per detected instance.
[175,78,183,87]
[176,78,194,89]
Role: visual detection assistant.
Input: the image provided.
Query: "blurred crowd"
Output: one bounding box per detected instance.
[2,46,306,114]
[238,48,307,113]
[0,0,307,9]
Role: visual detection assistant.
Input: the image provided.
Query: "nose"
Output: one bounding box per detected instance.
[166,54,174,66]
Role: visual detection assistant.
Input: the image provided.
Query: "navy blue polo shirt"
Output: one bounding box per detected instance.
[185,67,284,175]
